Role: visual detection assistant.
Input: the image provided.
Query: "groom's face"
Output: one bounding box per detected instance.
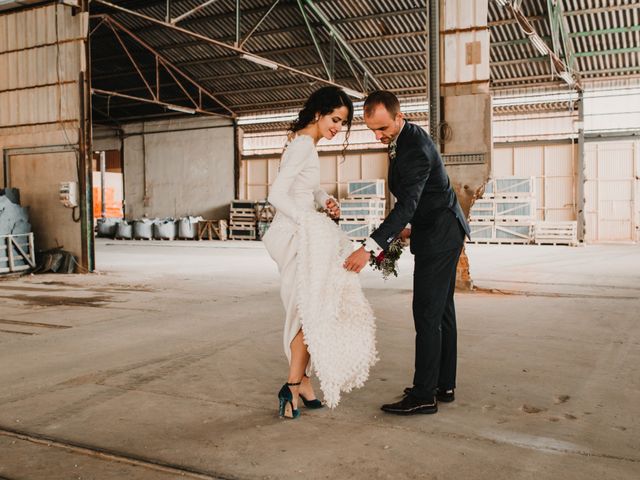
[364,105,404,145]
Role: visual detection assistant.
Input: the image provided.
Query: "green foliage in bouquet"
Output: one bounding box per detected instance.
[369,237,405,280]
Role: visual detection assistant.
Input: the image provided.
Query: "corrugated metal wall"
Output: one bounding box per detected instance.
[0,3,89,266]
[585,140,639,243]
[0,4,84,135]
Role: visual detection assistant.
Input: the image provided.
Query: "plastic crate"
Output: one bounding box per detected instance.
[347,179,385,198]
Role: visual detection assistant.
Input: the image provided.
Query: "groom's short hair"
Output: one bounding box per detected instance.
[363,90,401,118]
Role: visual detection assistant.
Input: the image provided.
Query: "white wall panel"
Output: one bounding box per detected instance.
[514,146,544,177]
[122,117,235,220]
[491,147,514,177]
[584,141,638,242]
[494,143,576,222]
[240,151,389,208]
[584,87,640,132]
[443,0,490,84]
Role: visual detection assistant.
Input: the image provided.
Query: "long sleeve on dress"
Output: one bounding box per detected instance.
[268,139,314,222]
[313,188,331,209]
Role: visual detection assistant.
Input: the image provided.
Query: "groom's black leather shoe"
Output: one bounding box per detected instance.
[381,394,437,415]
[403,387,455,403]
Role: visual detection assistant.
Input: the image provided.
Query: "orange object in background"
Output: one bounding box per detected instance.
[93,186,124,219]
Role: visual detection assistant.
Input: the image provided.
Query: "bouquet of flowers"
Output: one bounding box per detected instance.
[369,237,406,280]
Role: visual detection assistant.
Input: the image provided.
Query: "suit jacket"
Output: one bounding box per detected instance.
[370,121,470,256]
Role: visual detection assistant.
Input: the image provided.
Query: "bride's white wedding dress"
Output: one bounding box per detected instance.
[262,135,378,408]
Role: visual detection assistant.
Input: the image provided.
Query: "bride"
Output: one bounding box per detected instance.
[262,86,378,419]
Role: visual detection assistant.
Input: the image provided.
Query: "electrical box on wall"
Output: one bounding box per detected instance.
[59,182,78,208]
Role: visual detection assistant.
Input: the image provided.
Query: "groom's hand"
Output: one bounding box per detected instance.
[344,246,370,273]
[326,198,340,219]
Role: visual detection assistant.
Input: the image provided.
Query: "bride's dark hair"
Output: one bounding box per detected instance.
[289,86,354,157]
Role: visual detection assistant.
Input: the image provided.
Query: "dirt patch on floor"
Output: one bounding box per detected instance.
[0,285,64,293]
[38,281,154,293]
[0,294,112,308]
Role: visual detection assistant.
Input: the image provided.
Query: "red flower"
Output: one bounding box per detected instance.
[375,251,385,263]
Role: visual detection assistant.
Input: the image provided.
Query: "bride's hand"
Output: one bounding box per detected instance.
[325,198,340,219]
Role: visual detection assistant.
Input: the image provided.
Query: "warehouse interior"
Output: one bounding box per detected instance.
[1,1,639,479]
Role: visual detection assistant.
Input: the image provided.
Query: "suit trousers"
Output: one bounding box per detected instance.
[411,245,463,400]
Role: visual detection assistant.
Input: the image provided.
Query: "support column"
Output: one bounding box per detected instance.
[428,0,440,149]
[438,0,492,290]
[577,90,585,242]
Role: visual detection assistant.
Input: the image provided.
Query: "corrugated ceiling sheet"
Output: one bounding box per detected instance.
[88,0,640,121]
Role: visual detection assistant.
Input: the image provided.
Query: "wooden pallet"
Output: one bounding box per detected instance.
[231,200,255,210]
[198,219,228,241]
[230,213,256,224]
[534,221,578,246]
[230,221,256,228]
[0,233,35,274]
[231,200,257,224]
[229,223,256,240]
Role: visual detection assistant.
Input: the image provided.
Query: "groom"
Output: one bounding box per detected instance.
[344,91,470,415]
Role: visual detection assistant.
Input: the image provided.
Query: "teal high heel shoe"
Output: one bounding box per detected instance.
[278,381,301,419]
[299,393,323,409]
[299,375,323,409]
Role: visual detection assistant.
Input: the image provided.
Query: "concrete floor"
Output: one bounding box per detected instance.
[0,239,638,480]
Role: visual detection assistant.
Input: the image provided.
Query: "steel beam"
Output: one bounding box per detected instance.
[547,0,579,80]
[91,88,223,117]
[106,20,156,100]
[239,0,280,48]
[96,14,235,116]
[297,0,330,80]
[235,0,240,46]
[91,3,425,42]
[92,1,366,97]
[171,0,221,24]
[506,2,581,90]
[92,29,426,65]
[302,0,382,90]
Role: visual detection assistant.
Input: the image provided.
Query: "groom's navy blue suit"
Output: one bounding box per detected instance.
[370,121,470,400]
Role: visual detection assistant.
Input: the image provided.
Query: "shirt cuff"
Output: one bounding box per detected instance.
[364,237,383,256]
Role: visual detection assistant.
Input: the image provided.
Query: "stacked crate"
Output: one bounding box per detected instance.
[469,177,536,244]
[339,180,386,241]
[534,221,578,246]
[255,199,276,240]
[229,200,257,240]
